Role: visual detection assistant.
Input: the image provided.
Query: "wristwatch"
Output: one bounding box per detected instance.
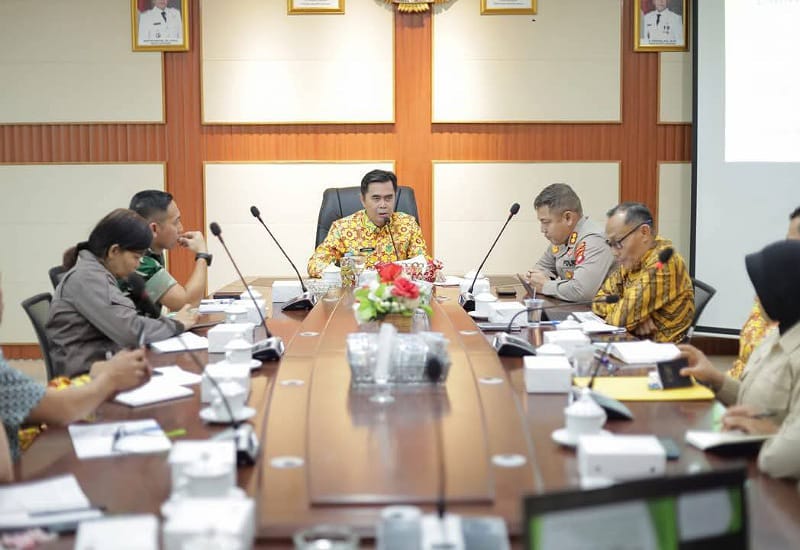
[195,252,213,266]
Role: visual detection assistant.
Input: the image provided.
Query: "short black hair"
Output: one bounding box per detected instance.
[606,201,654,227]
[129,190,173,221]
[533,183,583,217]
[64,209,152,270]
[360,169,397,196]
[790,206,800,221]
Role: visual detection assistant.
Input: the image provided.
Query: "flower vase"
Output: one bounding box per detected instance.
[381,313,413,333]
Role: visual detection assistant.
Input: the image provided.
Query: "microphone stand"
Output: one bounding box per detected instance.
[385,217,398,262]
[250,206,316,311]
[210,222,284,361]
[176,334,260,466]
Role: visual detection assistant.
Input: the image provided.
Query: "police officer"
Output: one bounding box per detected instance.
[138,0,183,45]
[641,0,683,46]
[525,183,614,302]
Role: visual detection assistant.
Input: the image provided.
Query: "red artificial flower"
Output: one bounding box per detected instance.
[391,277,420,299]
[377,262,403,283]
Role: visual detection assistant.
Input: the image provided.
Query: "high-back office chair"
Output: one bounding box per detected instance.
[20,292,57,381]
[687,278,717,340]
[48,265,66,289]
[314,186,420,248]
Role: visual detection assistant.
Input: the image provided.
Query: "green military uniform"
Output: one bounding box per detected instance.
[533,217,614,302]
[118,250,176,313]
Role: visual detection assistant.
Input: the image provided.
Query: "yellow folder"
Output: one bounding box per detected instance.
[573,376,715,401]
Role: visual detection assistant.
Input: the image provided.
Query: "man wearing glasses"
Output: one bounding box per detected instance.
[524,184,615,301]
[593,202,694,343]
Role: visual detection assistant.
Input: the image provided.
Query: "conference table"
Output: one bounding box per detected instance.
[13,277,800,548]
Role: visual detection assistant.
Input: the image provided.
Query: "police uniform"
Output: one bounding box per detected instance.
[138,6,183,45]
[641,8,683,45]
[533,217,614,302]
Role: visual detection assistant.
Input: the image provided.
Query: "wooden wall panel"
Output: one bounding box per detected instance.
[0,0,691,353]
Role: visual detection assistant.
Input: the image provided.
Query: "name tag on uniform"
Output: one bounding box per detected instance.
[359,247,375,254]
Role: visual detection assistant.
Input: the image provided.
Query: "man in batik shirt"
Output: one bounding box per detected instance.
[307,170,429,278]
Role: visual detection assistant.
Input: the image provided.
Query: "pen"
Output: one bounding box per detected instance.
[750,411,777,419]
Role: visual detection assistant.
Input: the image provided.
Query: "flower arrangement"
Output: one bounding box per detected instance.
[354,263,433,323]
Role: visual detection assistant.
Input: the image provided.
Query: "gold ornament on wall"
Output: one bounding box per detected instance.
[385,0,450,13]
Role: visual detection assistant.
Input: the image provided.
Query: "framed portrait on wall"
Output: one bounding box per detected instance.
[288,0,345,15]
[481,0,537,15]
[634,0,688,52]
[131,0,189,52]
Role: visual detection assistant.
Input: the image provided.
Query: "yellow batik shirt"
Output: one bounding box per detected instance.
[592,237,695,343]
[307,210,429,277]
[729,299,776,380]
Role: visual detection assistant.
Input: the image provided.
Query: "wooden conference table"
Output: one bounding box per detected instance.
[14,277,800,548]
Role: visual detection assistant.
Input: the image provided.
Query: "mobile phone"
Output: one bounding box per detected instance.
[656,357,692,389]
[658,437,681,460]
[496,286,517,296]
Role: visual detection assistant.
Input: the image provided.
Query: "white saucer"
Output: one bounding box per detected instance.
[199,406,256,424]
[551,428,612,448]
[212,358,262,371]
[468,311,488,320]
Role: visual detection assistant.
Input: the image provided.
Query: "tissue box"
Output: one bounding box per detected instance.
[578,434,666,482]
[162,497,255,550]
[523,355,572,393]
[208,323,255,353]
[167,440,236,494]
[271,280,303,303]
[241,299,267,325]
[487,301,526,327]
[543,329,590,348]
[201,363,251,403]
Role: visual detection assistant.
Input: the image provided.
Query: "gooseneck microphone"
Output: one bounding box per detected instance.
[249,205,316,311]
[655,247,674,270]
[209,222,284,361]
[459,202,521,312]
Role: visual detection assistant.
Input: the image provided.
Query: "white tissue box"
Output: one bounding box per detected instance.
[487,302,526,327]
[162,497,255,550]
[201,363,251,403]
[241,299,267,325]
[271,280,303,303]
[167,440,236,494]
[208,323,255,353]
[524,355,572,393]
[543,329,591,347]
[578,434,666,482]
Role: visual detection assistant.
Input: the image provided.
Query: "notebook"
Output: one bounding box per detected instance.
[601,340,681,364]
[114,379,194,407]
[685,430,771,453]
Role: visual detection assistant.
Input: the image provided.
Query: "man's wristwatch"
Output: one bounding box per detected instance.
[195,252,213,266]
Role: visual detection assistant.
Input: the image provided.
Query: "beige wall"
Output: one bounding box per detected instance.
[657,162,692,261]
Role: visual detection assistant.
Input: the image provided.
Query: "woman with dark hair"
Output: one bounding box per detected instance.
[680,240,800,479]
[46,209,197,377]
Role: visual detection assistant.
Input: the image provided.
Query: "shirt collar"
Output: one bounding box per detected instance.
[360,210,393,232]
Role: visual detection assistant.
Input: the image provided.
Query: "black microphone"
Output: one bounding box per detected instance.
[176,333,260,466]
[459,202,521,312]
[250,205,316,311]
[656,247,674,270]
[209,222,284,361]
[127,272,162,319]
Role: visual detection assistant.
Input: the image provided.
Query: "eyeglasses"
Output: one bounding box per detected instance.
[605,221,651,250]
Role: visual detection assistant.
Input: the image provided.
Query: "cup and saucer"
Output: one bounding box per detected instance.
[469,292,497,320]
[551,387,610,448]
[216,336,261,370]
[199,381,255,424]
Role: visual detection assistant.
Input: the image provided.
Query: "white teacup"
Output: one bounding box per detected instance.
[211,381,247,421]
[564,388,607,440]
[224,305,248,324]
[224,337,253,365]
[474,292,498,317]
[182,457,232,498]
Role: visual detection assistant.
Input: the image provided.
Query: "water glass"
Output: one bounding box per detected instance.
[524,298,545,325]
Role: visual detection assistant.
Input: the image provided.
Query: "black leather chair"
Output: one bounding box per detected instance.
[314,186,420,248]
[48,265,66,289]
[687,278,717,339]
[20,292,57,381]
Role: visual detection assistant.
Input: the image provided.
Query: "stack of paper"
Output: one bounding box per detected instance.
[68,420,172,459]
[604,341,680,364]
[0,474,103,530]
[685,430,771,452]
[114,379,194,407]
[198,298,236,313]
[154,366,203,386]
[76,515,159,550]
[151,332,209,353]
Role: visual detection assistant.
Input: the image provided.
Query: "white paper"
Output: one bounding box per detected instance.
[198,298,236,313]
[606,341,680,364]
[69,420,172,459]
[154,365,203,386]
[151,332,209,353]
[0,474,103,530]
[570,311,606,324]
[76,514,159,550]
[580,321,626,334]
[114,379,194,407]
[685,429,771,451]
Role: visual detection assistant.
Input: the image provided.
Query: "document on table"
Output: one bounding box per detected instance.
[150,331,208,353]
[685,430,771,452]
[0,474,103,530]
[153,365,202,386]
[76,514,159,550]
[68,419,172,459]
[198,298,236,313]
[114,378,194,407]
[599,340,681,364]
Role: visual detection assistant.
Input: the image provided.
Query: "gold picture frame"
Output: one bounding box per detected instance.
[131,0,189,52]
[481,0,537,15]
[288,0,345,15]
[634,0,688,52]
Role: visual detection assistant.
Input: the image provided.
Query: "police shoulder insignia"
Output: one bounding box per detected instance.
[551,245,559,254]
[568,232,578,245]
[565,271,574,279]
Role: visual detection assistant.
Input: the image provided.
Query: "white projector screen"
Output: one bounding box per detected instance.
[693,0,800,333]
